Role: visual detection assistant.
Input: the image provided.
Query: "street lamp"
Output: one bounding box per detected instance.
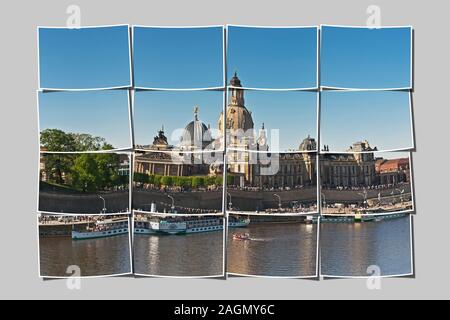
[227,192,233,211]
[321,192,327,213]
[273,194,282,210]
[357,189,368,209]
[395,188,405,204]
[167,195,175,213]
[99,196,106,213]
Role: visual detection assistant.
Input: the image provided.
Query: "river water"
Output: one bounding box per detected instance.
[228,223,318,277]
[39,215,413,278]
[39,234,131,277]
[321,215,413,277]
[134,231,224,277]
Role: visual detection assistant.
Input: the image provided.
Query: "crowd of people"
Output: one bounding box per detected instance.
[322,182,409,191]
[134,183,222,193]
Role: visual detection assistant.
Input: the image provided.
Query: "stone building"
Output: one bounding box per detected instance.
[375,157,410,184]
[319,141,378,187]
[133,73,407,189]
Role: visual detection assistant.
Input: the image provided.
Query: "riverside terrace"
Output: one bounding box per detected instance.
[321,182,413,214]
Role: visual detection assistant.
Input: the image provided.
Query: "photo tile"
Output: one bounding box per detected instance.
[38,152,131,214]
[133,26,224,89]
[38,213,132,278]
[38,90,132,152]
[227,213,319,278]
[133,212,225,277]
[320,90,414,153]
[320,151,414,218]
[133,150,224,215]
[225,80,318,152]
[133,90,224,152]
[226,151,318,215]
[320,214,413,278]
[227,26,318,89]
[38,25,131,90]
[320,25,412,90]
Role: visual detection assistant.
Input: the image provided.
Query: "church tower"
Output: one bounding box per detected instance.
[218,72,255,149]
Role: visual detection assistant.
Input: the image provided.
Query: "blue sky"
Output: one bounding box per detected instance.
[227,26,317,89]
[320,91,413,152]
[39,26,131,89]
[321,26,412,89]
[39,90,131,149]
[134,90,317,151]
[133,27,224,89]
[134,91,224,146]
[377,151,411,160]
[244,91,317,151]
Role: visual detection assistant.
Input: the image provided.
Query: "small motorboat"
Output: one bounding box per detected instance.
[233,233,251,241]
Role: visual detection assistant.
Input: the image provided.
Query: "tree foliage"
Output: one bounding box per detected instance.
[40,128,113,152]
[40,130,127,192]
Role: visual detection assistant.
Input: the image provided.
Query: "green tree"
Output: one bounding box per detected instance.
[153,175,162,187]
[94,153,120,189]
[172,177,182,187]
[182,177,192,188]
[215,176,223,186]
[134,172,148,184]
[40,129,114,152]
[71,154,100,192]
[191,176,205,188]
[208,176,219,186]
[42,153,75,185]
[71,133,108,151]
[161,176,173,186]
[40,129,76,152]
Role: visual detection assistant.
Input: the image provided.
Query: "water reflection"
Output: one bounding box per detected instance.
[321,216,412,277]
[134,232,224,277]
[39,235,131,277]
[227,223,318,277]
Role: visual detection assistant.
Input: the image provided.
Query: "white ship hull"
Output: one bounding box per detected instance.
[134,218,250,235]
[72,227,129,240]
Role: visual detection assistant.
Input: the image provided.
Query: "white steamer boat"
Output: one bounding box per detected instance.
[134,216,250,235]
[72,219,129,240]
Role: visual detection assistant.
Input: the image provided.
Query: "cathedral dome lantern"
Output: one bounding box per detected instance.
[230,71,242,87]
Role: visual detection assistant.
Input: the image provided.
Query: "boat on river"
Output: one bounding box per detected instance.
[72,218,129,240]
[134,216,250,235]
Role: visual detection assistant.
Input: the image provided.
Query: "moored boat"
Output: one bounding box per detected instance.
[134,216,250,235]
[72,219,129,240]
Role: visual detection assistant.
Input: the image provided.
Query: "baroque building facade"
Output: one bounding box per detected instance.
[134,74,408,189]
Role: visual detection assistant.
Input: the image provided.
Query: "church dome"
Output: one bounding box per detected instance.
[299,135,316,151]
[153,127,168,146]
[180,106,212,149]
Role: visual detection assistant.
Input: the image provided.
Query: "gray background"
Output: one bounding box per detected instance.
[0,0,447,299]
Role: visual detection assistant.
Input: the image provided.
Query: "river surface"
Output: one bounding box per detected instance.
[39,216,413,278]
[228,223,318,277]
[39,234,131,277]
[321,215,413,277]
[134,231,225,277]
